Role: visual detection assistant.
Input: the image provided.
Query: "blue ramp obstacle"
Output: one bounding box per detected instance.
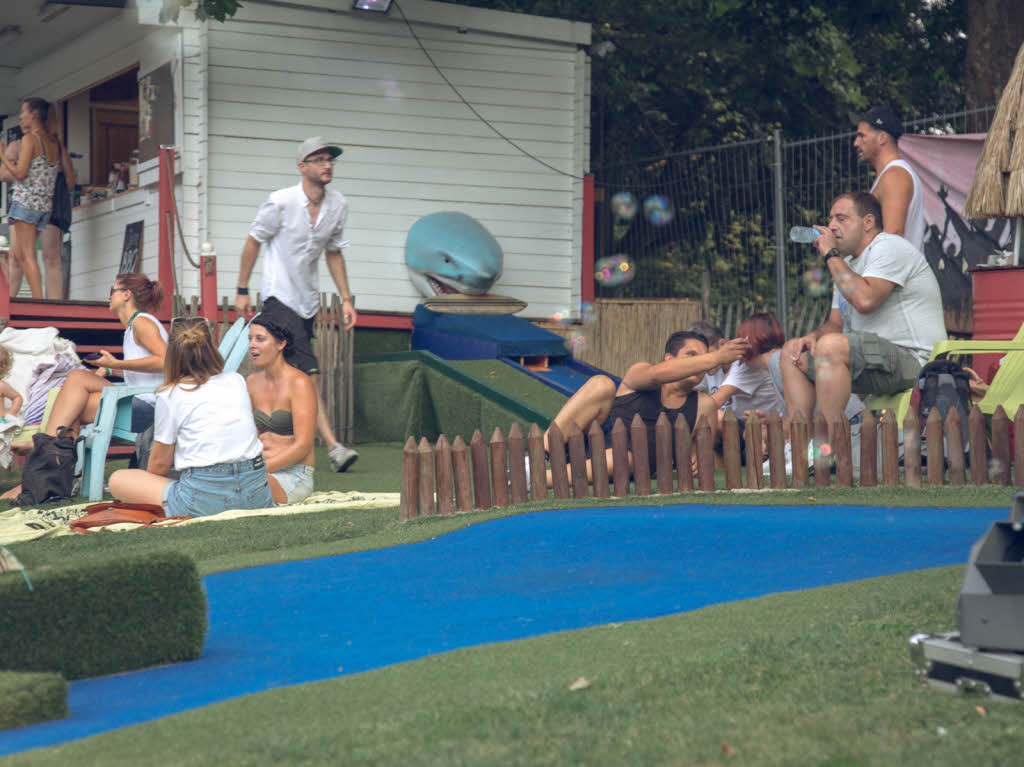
[411,306,618,396]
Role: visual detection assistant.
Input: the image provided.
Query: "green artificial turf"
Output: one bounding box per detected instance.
[448,359,568,418]
[7,566,1019,766]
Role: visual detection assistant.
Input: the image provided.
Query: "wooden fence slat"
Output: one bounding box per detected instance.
[859,410,877,487]
[527,424,547,502]
[589,422,610,498]
[813,412,830,488]
[722,409,742,490]
[992,406,1011,486]
[674,415,693,493]
[743,413,763,490]
[470,429,492,509]
[452,435,474,512]
[925,408,944,486]
[400,436,418,521]
[435,435,455,515]
[903,409,922,488]
[417,437,435,517]
[695,415,715,491]
[945,409,966,486]
[766,411,786,489]
[880,410,899,486]
[1016,406,1024,487]
[507,424,528,506]
[630,414,652,496]
[548,423,571,500]
[833,417,853,487]
[611,418,631,496]
[968,405,987,486]
[655,413,674,494]
[489,427,510,508]
[567,423,590,499]
[791,410,809,489]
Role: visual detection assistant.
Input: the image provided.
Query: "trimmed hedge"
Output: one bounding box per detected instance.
[0,551,207,680]
[0,670,67,731]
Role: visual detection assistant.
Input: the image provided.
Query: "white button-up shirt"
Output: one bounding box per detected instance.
[248,183,348,319]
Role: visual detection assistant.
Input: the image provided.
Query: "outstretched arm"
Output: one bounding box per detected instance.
[622,338,750,392]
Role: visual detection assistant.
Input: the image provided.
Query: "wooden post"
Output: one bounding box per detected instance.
[589,422,610,498]
[992,406,1011,486]
[567,423,589,498]
[766,411,786,489]
[156,146,175,322]
[880,410,899,486]
[1016,406,1024,487]
[526,424,547,502]
[548,422,571,500]
[925,408,944,486]
[400,436,418,521]
[507,424,528,506]
[674,415,693,493]
[743,412,763,490]
[859,410,877,487]
[470,429,492,509]
[417,437,435,516]
[435,434,455,515]
[631,414,651,496]
[489,427,510,507]
[694,415,715,491]
[452,435,473,512]
[200,247,218,321]
[790,410,809,489]
[903,409,921,488]
[813,412,830,488]
[611,418,630,496]
[832,417,853,488]
[722,409,742,491]
[655,413,674,494]
[945,409,966,486]
[968,406,987,485]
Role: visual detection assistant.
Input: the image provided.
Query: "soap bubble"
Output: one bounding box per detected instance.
[803,267,830,297]
[566,329,587,353]
[377,77,404,102]
[549,308,573,327]
[580,301,597,324]
[643,195,674,226]
[819,443,832,457]
[595,254,636,287]
[610,191,638,221]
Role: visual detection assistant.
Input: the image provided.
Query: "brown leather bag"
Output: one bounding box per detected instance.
[70,502,189,533]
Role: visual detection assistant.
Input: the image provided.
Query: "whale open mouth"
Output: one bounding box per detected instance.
[427,275,460,295]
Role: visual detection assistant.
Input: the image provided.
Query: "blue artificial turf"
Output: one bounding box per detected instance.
[0,503,1007,755]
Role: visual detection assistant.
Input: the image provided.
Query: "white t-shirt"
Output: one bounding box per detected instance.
[871,158,924,252]
[249,183,348,319]
[719,360,781,417]
[123,312,169,404]
[154,372,263,471]
[831,233,946,364]
[695,367,729,399]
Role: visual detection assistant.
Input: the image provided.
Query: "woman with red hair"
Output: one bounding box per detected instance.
[710,313,785,422]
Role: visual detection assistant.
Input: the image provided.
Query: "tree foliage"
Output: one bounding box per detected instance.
[160,0,242,24]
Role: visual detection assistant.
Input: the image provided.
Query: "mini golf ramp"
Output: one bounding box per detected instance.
[411,306,618,397]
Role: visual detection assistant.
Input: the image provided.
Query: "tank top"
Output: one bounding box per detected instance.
[123,312,169,401]
[601,388,700,475]
[871,158,924,252]
[11,133,59,214]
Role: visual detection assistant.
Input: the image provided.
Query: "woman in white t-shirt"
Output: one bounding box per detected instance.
[109,323,274,516]
[712,313,785,421]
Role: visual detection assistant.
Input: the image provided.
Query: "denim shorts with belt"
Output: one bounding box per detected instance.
[162,455,274,517]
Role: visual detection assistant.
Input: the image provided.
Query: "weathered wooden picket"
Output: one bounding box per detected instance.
[399,404,1024,521]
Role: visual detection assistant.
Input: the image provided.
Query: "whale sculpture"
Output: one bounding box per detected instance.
[405,211,526,314]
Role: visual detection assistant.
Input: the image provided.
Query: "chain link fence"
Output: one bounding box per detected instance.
[592,107,997,336]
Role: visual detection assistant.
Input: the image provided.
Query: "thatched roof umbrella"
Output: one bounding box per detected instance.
[965,40,1024,263]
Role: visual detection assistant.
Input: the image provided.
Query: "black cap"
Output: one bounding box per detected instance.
[849,106,903,140]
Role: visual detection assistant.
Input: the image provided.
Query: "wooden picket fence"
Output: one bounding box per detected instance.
[399,403,1024,521]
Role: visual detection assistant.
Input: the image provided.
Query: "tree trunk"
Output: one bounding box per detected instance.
[965,0,1024,109]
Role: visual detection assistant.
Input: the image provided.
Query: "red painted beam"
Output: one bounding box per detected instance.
[355,313,413,330]
[200,254,218,321]
[157,148,175,323]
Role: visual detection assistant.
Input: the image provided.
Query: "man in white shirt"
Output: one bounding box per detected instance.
[851,106,925,251]
[780,191,946,426]
[235,137,359,472]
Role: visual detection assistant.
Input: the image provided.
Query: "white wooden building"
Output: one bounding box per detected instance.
[1,0,591,322]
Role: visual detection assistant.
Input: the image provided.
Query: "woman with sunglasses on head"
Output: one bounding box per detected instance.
[246,315,317,503]
[109,323,274,516]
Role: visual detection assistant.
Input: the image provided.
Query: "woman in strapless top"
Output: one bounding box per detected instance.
[246,314,317,503]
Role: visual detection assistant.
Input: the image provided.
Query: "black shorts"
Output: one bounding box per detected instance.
[260,297,319,375]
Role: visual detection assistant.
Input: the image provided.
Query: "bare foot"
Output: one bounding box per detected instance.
[1,484,22,500]
[11,441,32,454]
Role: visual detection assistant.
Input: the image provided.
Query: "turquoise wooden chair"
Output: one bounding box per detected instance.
[75,317,251,500]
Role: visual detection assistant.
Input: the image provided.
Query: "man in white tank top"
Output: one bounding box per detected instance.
[851,106,924,251]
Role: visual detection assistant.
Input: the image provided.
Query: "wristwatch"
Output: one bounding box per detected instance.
[824,248,842,264]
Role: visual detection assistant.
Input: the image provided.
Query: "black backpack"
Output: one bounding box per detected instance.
[911,360,972,454]
[17,427,80,507]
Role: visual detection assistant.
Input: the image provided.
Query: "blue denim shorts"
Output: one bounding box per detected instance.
[270,463,315,504]
[162,456,274,517]
[8,202,51,231]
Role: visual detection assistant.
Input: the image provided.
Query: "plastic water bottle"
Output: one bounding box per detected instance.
[789,226,821,243]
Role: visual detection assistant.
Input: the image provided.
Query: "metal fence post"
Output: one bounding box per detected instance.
[771,129,787,332]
